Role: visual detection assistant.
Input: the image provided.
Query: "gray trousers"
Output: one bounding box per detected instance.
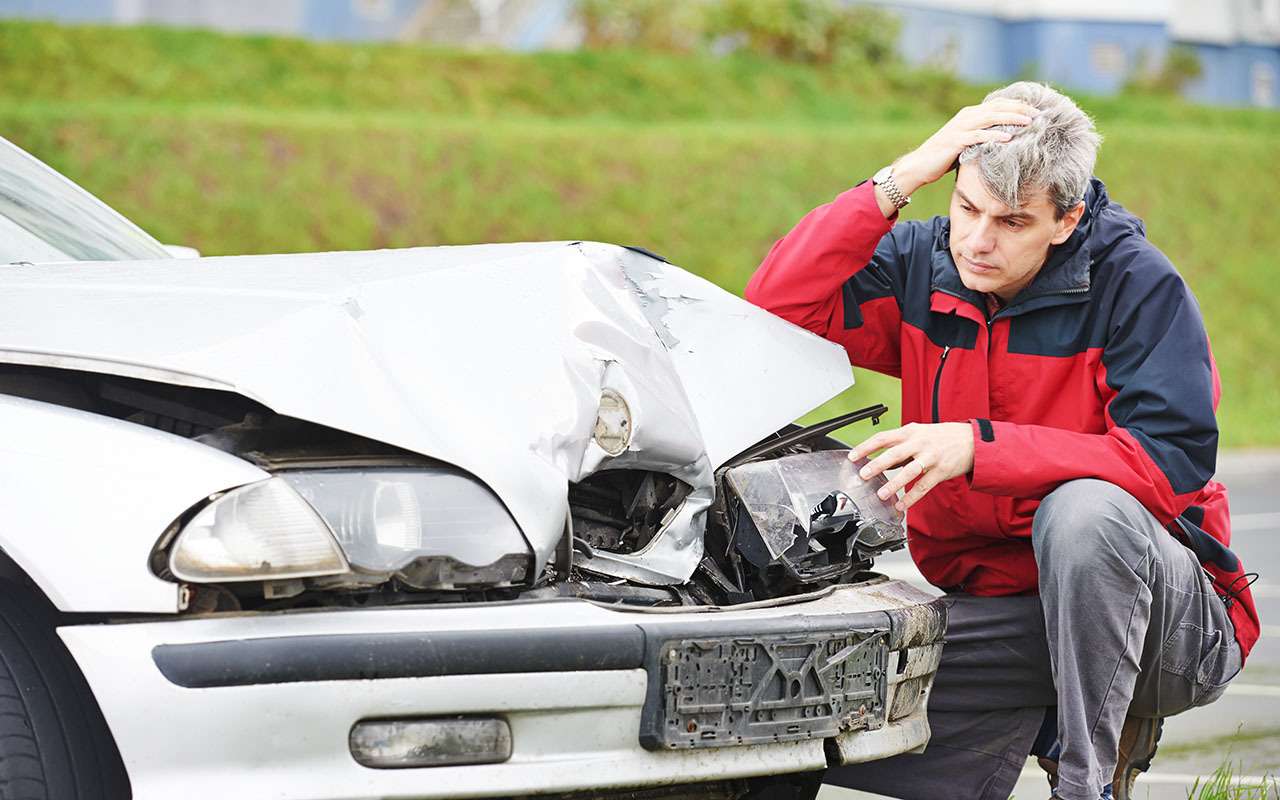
[825,479,1242,800]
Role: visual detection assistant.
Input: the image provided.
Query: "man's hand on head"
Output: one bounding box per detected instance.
[874,99,1039,219]
[848,422,975,511]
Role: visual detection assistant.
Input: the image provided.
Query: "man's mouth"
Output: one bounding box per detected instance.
[961,254,997,273]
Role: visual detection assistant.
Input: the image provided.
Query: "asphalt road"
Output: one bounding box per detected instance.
[820,452,1280,800]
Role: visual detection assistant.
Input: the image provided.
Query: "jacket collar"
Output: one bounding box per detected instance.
[929,180,1103,320]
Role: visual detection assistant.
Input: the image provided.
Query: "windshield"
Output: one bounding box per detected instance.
[0,136,172,264]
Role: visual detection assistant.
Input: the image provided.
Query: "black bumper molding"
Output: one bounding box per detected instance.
[154,626,646,689]
[152,599,947,690]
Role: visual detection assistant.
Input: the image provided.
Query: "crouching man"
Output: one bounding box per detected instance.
[745,82,1260,799]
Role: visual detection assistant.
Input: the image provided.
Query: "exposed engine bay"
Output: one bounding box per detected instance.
[0,364,907,615]
[554,405,905,607]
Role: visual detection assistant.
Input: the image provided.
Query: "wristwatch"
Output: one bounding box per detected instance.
[873,164,911,210]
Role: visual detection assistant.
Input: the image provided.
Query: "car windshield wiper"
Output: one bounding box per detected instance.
[724,404,889,468]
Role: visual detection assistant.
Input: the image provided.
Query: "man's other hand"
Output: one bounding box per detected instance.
[849,422,975,511]
[890,100,1038,198]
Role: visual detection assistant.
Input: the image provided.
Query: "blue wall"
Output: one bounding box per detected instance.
[885,5,1181,97]
[0,0,113,23]
[878,2,1278,107]
[886,4,1006,83]
[511,0,573,51]
[300,0,424,41]
[1187,42,1280,106]
[1002,19,1169,95]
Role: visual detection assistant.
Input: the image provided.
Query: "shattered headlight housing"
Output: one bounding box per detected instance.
[168,467,532,590]
[723,449,905,583]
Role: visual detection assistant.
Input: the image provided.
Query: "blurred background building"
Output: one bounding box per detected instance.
[1,0,1276,106]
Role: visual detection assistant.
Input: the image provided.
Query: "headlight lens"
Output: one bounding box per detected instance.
[169,478,349,582]
[280,467,532,589]
[722,449,905,582]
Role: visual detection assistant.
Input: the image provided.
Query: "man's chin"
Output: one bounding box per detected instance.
[957,270,998,295]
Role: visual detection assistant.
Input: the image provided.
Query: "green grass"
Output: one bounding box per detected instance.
[3,19,1278,131]
[0,19,970,123]
[1188,761,1278,799]
[1,21,1278,446]
[1161,727,1280,761]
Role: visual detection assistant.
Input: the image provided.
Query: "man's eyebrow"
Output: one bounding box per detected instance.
[956,188,1032,222]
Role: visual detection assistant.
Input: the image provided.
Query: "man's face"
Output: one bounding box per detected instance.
[947,164,1084,301]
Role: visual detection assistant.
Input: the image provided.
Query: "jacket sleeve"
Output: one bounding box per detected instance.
[969,262,1219,524]
[744,181,910,377]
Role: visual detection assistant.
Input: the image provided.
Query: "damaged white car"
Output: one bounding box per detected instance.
[0,135,944,800]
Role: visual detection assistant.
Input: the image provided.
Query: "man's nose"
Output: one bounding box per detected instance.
[968,217,997,254]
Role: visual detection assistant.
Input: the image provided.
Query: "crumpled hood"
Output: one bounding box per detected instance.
[0,242,852,583]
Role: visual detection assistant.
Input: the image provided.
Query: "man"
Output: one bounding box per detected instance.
[745,82,1260,800]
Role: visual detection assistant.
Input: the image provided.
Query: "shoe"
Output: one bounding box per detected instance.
[1037,754,1060,794]
[1112,715,1163,799]
[1036,715,1161,800]
[1033,710,1062,795]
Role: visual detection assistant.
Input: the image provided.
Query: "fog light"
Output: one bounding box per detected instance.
[349,717,511,768]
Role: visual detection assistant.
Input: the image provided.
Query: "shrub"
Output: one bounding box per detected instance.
[706,0,899,65]
[578,0,901,65]
[579,0,707,52]
[1124,45,1203,95]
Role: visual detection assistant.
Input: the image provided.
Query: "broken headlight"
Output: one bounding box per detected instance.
[280,467,532,590]
[723,449,905,583]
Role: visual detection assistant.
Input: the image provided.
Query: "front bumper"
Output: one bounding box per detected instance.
[59,578,944,800]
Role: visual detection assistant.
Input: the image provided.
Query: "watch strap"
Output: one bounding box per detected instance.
[875,170,911,210]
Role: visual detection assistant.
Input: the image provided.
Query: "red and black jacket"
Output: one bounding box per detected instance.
[746,178,1260,659]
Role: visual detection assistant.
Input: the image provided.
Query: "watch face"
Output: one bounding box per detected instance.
[873,165,893,184]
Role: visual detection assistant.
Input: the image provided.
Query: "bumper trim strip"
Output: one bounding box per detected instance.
[152,593,948,690]
[153,626,647,688]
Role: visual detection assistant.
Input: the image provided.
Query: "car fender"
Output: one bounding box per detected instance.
[0,394,267,613]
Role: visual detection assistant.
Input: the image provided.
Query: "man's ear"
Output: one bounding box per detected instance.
[1050,201,1086,245]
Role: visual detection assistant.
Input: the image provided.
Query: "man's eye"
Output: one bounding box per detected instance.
[960,204,976,214]
[1004,219,1023,230]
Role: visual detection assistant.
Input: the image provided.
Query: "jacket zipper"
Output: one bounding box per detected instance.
[989,284,1091,323]
[926,284,1085,424]
[931,346,951,423]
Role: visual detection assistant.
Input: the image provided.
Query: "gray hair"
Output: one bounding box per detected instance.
[958,82,1101,218]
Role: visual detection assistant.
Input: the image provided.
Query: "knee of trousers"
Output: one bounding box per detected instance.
[1031,479,1154,567]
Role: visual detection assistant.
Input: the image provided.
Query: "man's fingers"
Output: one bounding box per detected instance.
[954,101,1037,133]
[860,442,916,483]
[961,129,1014,147]
[977,111,1034,128]
[847,435,883,462]
[899,470,943,511]
[877,458,925,500]
[848,427,905,461]
[978,99,1040,117]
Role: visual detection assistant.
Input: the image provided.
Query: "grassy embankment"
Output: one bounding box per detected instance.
[1,21,1277,446]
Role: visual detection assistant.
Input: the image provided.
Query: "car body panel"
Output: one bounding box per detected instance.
[59,581,938,799]
[0,242,852,587]
[0,394,268,612]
